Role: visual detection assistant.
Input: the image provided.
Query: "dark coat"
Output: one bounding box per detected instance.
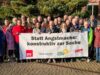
[53,25,60,33]
[40,27,46,33]
[70,24,79,32]
[0,26,5,56]
[46,28,54,33]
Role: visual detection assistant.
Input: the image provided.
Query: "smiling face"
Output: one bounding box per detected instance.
[32,18,37,24]
[12,17,17,24]
[61,23,66,29]
[68,16,73,22]
[64,15,68,21]
[49,21,54,29]
[37,16,42,22]
[17,20,22,26]
[27,17,30,23]
[47,16,51,21]
[97,25,100,29]
[84,21,89,28]
[36,23,40,28]
[66,20,70,26]
[79,19,84,25]
[54,18,58,25]
[90,15,95,21]
[72,19,77,26]
[4,19,10,26]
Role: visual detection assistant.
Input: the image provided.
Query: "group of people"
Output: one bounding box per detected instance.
[0,14,100,63]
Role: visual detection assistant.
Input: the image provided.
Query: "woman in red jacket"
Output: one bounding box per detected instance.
[12,19,26,62]
[94,25,100,62]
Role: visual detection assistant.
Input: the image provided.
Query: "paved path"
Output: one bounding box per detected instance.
[0,61,100,75]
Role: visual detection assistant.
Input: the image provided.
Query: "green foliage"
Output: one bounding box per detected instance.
[0,0,88,19]
[0,6,15,19]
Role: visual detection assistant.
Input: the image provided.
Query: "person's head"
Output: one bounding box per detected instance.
[4,19,10,26]
[22,22,26,26]
[21,15,26,22]
[48,21,54,29]
[21,15,25,19]
[65,20,70,27]
[97,25,100,29]
[81,6,87,13]
[74,16,79,23]
[41,22,46,28]
[32,18,37,24]
[60,23,66,29]
[63,15,68,21]
[43,18,48,24]
[57,17,62,25]
[79,18,84,25]
[35,22,40,28]
[17,19,22,26]
[90,15,95,21]
[27,17,31,23]
[37,16,42,23]
[68,16,73,22]
[54,18,58,25]
[47,16,51,22]
[72,18,77,26]
[84,21,89,28]
[12,17,17,24]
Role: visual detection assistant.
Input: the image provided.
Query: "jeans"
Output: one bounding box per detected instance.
[96,48,100,62]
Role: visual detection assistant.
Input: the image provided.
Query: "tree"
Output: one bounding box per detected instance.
[37,0,88,17]
[11,0,38,17]
[0,0,88,19]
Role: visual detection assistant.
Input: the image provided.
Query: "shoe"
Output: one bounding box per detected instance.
[87,59,90,62]
[70,59,73,62]
[47,59,51,63]
[76,59,81,62]
[53,59,56,63]
[7,59,10,62]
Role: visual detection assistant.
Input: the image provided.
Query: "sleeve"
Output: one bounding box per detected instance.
[88,28,93,46]
[12,26,17,36]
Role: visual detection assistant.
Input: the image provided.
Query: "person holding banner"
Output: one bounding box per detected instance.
[81,21,93,62]
[32,18,38,29]
[65,20,72,32]
[70,18,79,32]
[40,22,46,33]
[53,18,60,33]
[46,21,56,63]
[46,21,54,33]
[94,25,100,62]
[12,19,26,62]
[32,22,41,62]
[33,22,41,33]
[60,22,67,62]
[60,22,67,33]
[57,17,62,26]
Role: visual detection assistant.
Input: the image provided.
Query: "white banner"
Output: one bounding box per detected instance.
[19,32,88,60]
